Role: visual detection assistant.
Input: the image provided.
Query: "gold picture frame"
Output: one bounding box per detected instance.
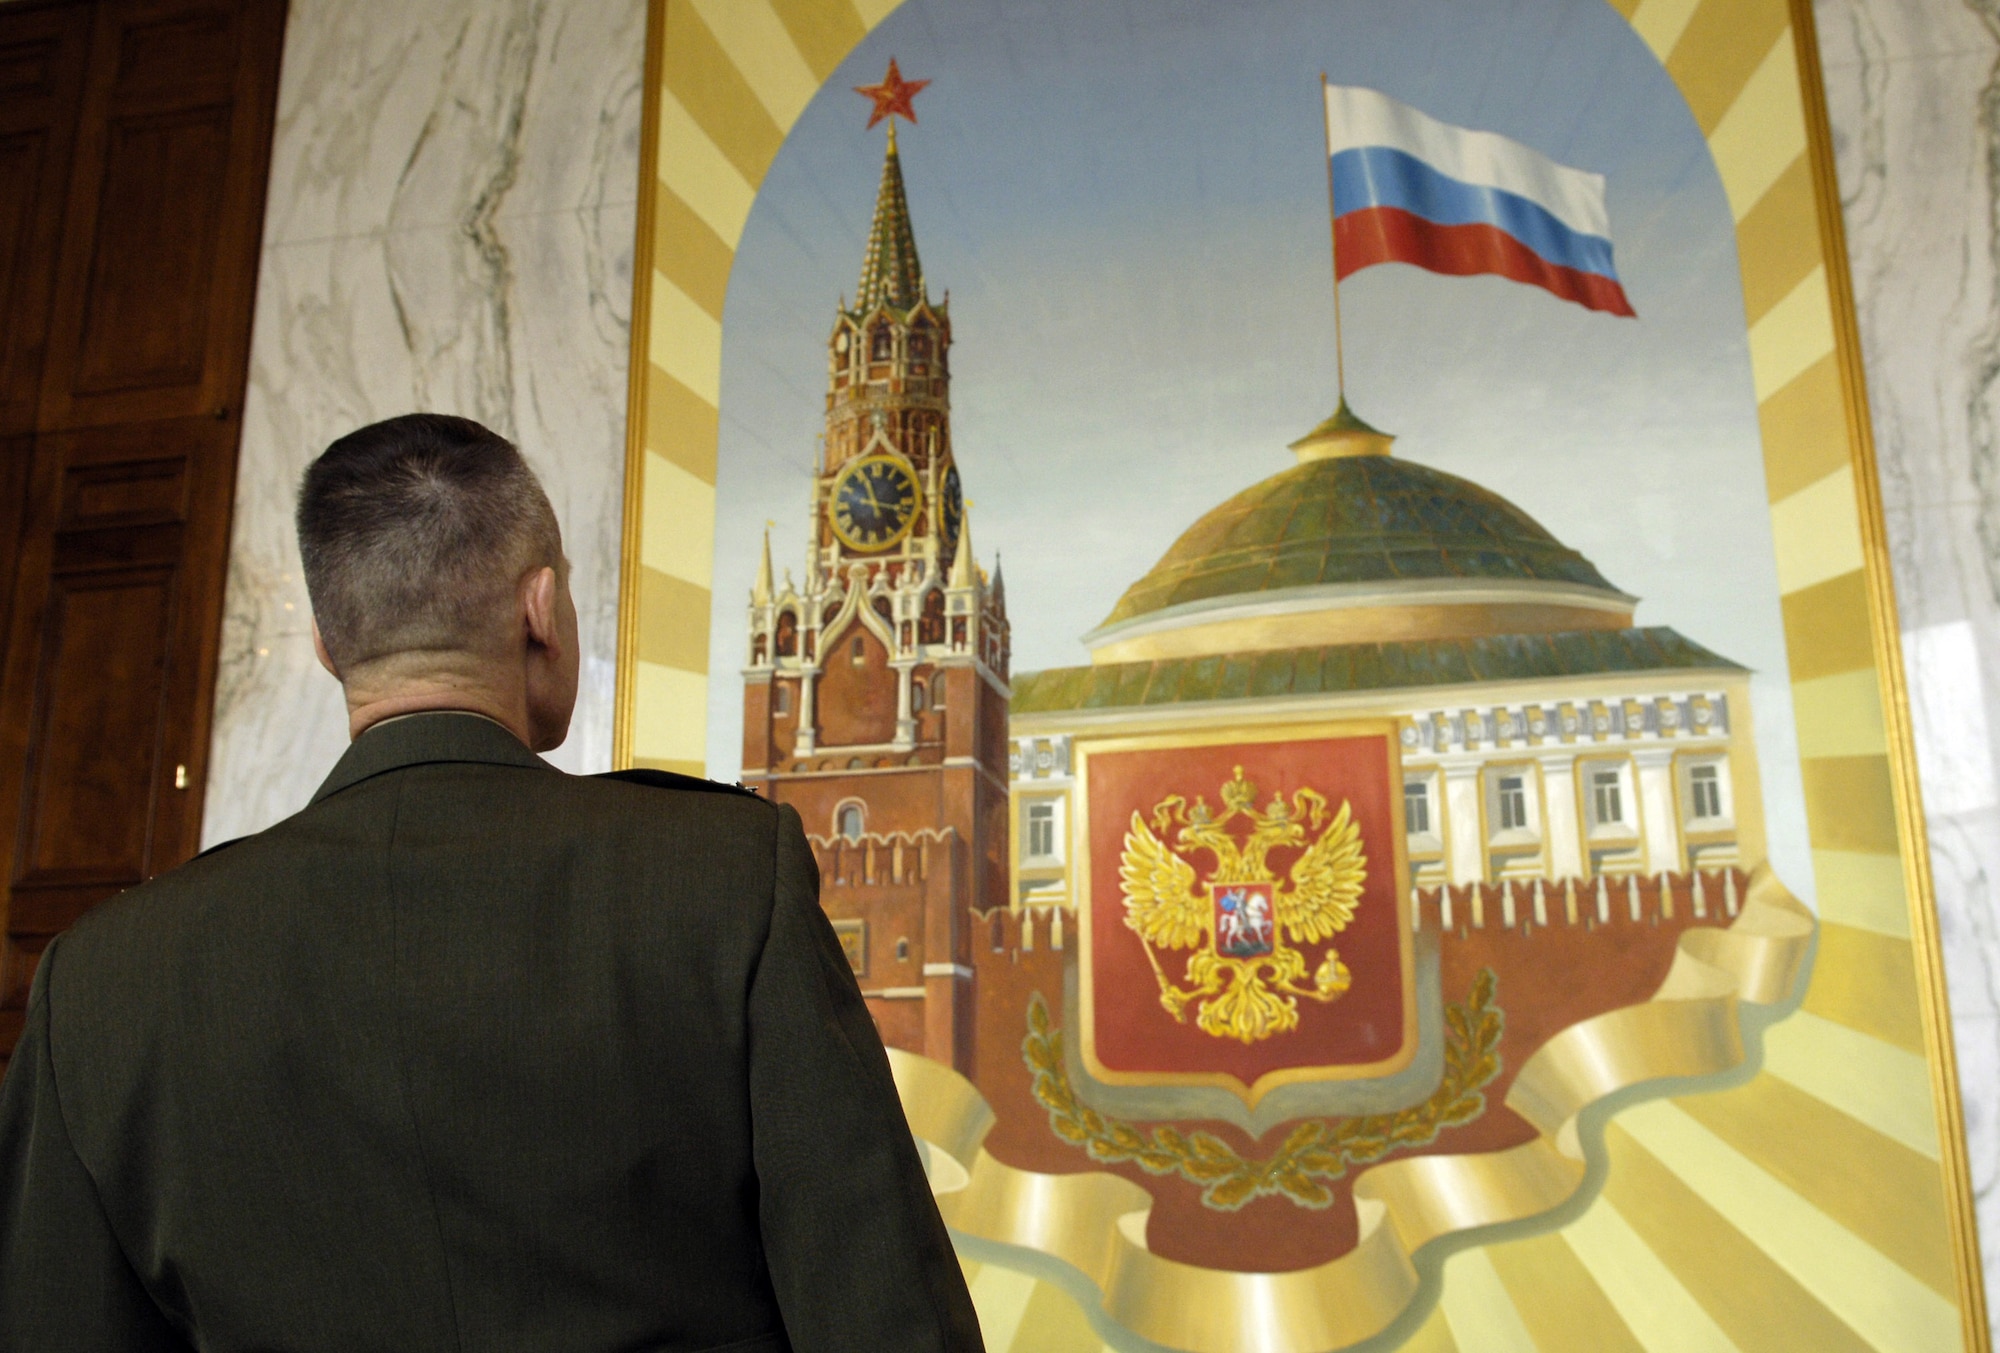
[616,0,1989,1346]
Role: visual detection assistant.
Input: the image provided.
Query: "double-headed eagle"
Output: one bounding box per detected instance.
[1120,766,1366,1044]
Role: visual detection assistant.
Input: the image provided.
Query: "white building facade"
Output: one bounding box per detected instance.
[1006,408,1766,914]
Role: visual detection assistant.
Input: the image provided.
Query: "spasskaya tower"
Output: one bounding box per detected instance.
[740,63,1009,1073]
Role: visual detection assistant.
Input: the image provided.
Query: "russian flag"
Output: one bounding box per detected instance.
[1324,85,1635,318]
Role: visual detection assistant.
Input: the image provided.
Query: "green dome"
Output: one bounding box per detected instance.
[1101,455,1622,629]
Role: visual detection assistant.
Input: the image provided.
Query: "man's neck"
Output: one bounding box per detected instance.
[361,709,523,740]
[342,672,531,746]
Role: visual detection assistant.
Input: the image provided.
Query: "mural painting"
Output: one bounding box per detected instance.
[628,0,1983,1348]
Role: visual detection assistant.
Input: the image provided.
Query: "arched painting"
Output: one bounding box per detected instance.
[619,0,1986,1348]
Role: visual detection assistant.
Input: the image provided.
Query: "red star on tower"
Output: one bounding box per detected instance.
[854,58,929,130]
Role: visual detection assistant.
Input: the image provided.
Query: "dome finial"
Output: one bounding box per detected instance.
[1289,397,1394,462]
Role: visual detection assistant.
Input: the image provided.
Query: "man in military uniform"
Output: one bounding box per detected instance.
[0,415,982,1352]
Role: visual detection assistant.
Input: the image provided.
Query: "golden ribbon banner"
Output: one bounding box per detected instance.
[889,865,1816,1353]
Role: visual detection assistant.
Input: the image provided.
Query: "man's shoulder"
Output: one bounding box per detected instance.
[592,767,764,800]
[572,767,784,837]
[69,767,788,940]
[555,770,792,872]
[56,769,792,988]
[48,834,271,1003]
[313,755,781,833]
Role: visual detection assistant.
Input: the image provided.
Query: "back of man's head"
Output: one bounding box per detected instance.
[297,414,562,675]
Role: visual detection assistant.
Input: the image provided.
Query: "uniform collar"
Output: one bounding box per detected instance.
[310,710,553,804]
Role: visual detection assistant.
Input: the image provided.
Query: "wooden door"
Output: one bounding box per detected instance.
[0,0,284,1063]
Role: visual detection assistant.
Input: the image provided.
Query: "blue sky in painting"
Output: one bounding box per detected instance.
[705,0,1811,893]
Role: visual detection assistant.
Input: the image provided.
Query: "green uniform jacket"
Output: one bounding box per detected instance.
[0,713,982,1353]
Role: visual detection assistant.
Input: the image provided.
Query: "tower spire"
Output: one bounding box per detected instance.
[950,509,977,589]
[752,522,773,604]
[856,128,926,313]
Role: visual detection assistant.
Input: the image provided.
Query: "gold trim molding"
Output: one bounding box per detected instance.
[613,0,669,771]
[1788,0,1989,1340]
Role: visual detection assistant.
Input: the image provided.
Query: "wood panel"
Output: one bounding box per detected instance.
[0,438,37,673]
[0,0,284,1067]
[69,104,233,397]
[34,0,282,430]
[0,2,91,435]
[18,570,177,888]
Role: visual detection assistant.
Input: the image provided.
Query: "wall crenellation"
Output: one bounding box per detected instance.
[1412,868,1745,935]
[807,827,956,888]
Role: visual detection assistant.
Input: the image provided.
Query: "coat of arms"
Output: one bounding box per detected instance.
[1121,767,1365,1044]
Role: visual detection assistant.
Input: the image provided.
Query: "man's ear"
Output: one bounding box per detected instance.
[522,565,560,652]
[311,619,340,678]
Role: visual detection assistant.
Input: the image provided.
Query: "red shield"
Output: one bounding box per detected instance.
[1078,728,1415,1104]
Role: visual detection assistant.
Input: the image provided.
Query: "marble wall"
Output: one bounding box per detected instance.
[1817,0,2000,1328]
[201,0,645,844]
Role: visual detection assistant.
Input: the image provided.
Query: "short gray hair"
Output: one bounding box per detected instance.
[297,414,562,670]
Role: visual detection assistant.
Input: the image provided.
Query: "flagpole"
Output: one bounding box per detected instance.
[1319,72,1346,402]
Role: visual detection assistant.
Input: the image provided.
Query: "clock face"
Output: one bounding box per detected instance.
[831,454,921,552]
[940,463,964,561]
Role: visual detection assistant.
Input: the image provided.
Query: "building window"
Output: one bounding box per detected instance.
[1496,775,1528,831]
[773,683,791,716]
[930,675,946,708]
[850,635,866,665]
[1403,781,1429,836]
[871,327,893,361]
[1690,764,1723,819]
[837,804,864,840]
[1026,801,1056,858]
[1592,769,1624,825]
[912,680,926,714]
